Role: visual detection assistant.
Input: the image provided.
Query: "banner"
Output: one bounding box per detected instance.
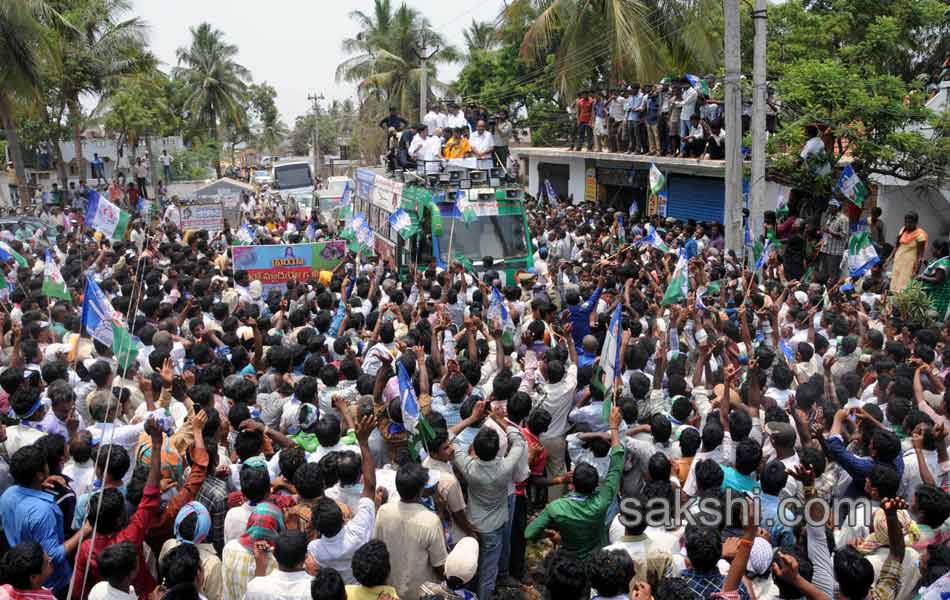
[181,201,224,231]
[230,240,347,289]
[355,168,376,201]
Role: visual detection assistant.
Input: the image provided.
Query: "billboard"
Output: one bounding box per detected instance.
[180,201,224,231]
[231,240,347,288]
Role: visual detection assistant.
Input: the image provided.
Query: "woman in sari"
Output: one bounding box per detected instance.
[919,239,950,322]
[889,211,927,293]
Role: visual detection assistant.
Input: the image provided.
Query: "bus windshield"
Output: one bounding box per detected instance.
[273,164,312,190]
[436,213,528,262]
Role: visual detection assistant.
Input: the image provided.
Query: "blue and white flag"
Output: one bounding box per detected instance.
[637,225,673,253]
[617,215,625,243]
[848,232,880,278]
[338,181,352,209]
[743,219,754,248]
[349,212,366,231]
[356,223,374,248]
[236,224,255,245]
[389,208,419,238]
[629,199,639,216]
[754,239,772,271]
[487,288,516,342]
[397,360,421,435]
[598,305,624,419]
[306,220,317,240]
[544,179,559,203]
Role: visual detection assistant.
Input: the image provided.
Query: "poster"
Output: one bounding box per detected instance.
[231,240,347,288]
[181,201,224,231]
[355,168,376,201]
[584,167,597,203]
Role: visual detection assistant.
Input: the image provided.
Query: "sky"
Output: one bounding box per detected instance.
[131,0,506,125]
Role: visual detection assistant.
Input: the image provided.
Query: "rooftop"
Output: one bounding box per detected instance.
[511,146,726,177]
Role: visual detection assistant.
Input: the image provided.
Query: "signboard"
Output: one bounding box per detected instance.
[585,167,597,203]
[181,201,224,231]
[231,240,347,288]
[355,168,376,201]
[372,175,400,213]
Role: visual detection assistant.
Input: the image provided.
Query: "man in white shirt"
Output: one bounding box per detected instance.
[800,124,831,175]
[470,120,494,159]
[409,125,442,165]
[163,196,183,230]
[308,417,377,583]
[244,531,313,600]
[423,107,441,134]
[436,105,449,130]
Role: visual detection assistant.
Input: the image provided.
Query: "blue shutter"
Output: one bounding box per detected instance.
[665,175,725,223]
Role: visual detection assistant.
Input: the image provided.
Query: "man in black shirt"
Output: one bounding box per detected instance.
[379,106,409,130]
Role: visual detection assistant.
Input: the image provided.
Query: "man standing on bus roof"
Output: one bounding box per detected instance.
[379,106,408,130]
[470,120,494,160]
[409,125,442,164]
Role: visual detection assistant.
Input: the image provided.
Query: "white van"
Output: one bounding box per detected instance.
[271,161,314,205]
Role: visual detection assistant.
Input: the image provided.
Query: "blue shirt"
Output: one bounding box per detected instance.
[625,94,644,121]
[720,465,758,494]
[645,96,660,124]
[0,486,71,592]
[685,237,699,259]
[681,569,752,600]
[759,493,796,548]
[825,435,904,498]
[568,287,602,348]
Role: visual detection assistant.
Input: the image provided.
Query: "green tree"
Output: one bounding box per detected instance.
[102,72,179,172]
[173,22,250,176]
[336,1,459,118]
[766,0,950,201]
[463,19,497,55]
[0,0,52,206]
[43,0,150,179]
[515,0,721,95]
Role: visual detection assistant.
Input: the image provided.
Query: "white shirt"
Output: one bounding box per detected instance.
[679,86,698,121]
[308,497,376,584]
[244,569,313,600]
[89,582,137,600]
[470,130,494,156]
[423,111,441,133]
[448,111,469,130]
[800,137,831,175]
[223,502,254,545]
[163,205,182,229]
[63,459,96,498]
[161,154,172,167]
[409,134,442,162]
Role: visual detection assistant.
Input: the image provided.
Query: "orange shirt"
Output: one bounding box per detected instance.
[443,138,471,159]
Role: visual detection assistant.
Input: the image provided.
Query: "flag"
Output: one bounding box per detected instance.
[454,253,474,273]
[0,271,8,290]
[661,251,689,306]
[455,193,477,225]
[349,212,366,231]
[597,305,624,421]
[743,219,754,248]
[338,181,352,210]
[389,208,419,239]
[629,199,639,216]
[544,179,559,204]
[617,215,625,244]
[847,232,880,278]
[356,224,374,248]
[397,360,435,461]
[86,190,130,241]
[685,73,710,96]
[649,163,666,196]
[835,165,869,208]
[754,239,773,271]
[80,276,139,367]
[487,287,516,344]
[776,193,788,216]
[306,221,317,240]
[235,224,255,245]
[136,196,148,217]
[42,250,70,300]
[637,225,674,253]
[0,242,28,268]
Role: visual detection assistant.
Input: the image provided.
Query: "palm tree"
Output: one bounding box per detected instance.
[0,0,50,206]
[173,23,250,177]
[464,19,498,55]
[256,119,288,157]
[44,0,149,181]
[517,0,721,95]
[336,2,459,117]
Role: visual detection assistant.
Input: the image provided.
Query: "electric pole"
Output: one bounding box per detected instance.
[308,93,324,181]
[416,34,439,123]
[751,0,768,241]
[724,0,743,251]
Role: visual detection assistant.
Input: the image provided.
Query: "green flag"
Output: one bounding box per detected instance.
[454,253,474,273]
[661,253,689,306]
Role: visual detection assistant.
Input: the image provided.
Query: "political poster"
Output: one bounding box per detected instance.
[230,240,347,289]
[181,201,224,232]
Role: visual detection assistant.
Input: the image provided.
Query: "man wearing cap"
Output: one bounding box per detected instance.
[818,199,849,284]
[4,386,47,455]
[419,536,479,600]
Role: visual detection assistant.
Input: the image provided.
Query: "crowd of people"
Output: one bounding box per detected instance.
[0,168,948,600]
[566,77,771,159]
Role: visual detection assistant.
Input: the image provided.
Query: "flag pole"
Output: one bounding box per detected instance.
[445,218,456,273]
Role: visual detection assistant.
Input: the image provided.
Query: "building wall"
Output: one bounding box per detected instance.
[524,153,587,203]
[876,183,950,241]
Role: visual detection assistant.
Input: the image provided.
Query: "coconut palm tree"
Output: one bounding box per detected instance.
[517,0,721,95]
[43,0,149,181]
[0,0,51,206]
[336,2,458,117]
[464,19,498,55]
[173,23,250,177]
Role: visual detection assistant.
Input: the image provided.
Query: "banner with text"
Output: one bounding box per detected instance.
[231,240,347,289]
[181,201,224,232]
